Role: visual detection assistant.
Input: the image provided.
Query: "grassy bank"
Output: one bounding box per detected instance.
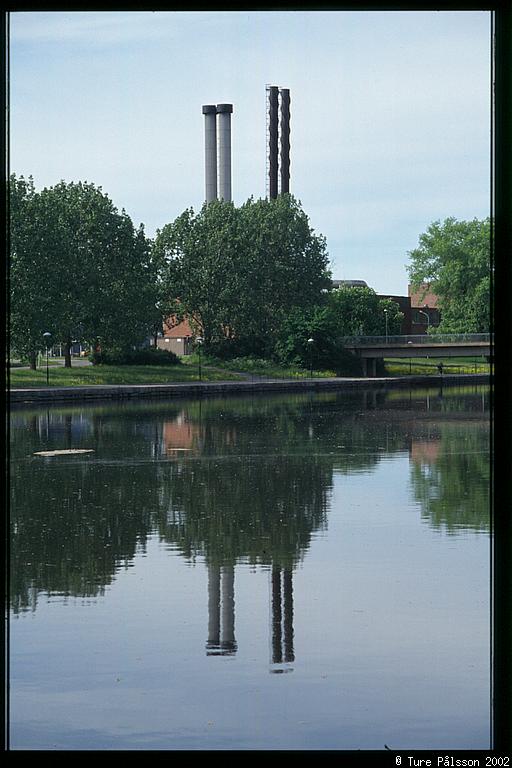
[8,361,243,388]
[200,354,337,379]
[199,354,490,379]
[8,354,490,388]
[384,357,490,376]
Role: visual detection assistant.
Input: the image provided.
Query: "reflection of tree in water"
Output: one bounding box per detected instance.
[154,454,330,569]
[409,422,490,534]
[10,405,181,614]
[11,393,390,623]
[154,395,390,668]
[154,402,333,668]
[10,389,490,620]
[153,391,413,565]
[10,457,160,614]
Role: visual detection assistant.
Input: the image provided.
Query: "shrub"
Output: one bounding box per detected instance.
[90,347,181,366]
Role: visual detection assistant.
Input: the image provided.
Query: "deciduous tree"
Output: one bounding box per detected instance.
[9,175,54,368]
[9,175,158,366]
[407,217,491,333]
[274,286,403,372]
[154,195,331,357]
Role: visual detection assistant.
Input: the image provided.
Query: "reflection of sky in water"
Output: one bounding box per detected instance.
[9,389,490,750]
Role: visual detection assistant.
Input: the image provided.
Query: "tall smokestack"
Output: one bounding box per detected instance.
[268,86,279,200]
[202,105,217,203]
[217,103,233,202]
[280,88,290,195]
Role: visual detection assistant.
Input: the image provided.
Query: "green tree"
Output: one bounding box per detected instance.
[9,175,54,368]
[328,285,403,337]
[154,200,241,348]
[9,176,158,367]
[154,195,331,357]
[273,286,403,373]
[407,217,491,333]
[233,195,330,357]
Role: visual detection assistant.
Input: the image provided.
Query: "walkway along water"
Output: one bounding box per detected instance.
[9,372,491,406]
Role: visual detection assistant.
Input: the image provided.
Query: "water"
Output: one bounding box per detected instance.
[8,385,491,750]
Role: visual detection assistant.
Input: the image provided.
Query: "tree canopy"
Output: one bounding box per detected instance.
[274,286,403,372]
[9,175,158,366]
[153,194,331,357]
[407,217,491,333]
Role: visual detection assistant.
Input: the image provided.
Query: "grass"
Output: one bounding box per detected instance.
[383,357,490,376]
[8,362,243,388]
[8,354,490,388]
[207,354,490,380]
[200,354,338,379]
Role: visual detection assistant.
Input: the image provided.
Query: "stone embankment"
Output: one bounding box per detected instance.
[9,373,491,406]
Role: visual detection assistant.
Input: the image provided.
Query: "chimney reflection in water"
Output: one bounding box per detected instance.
[270,565,294,673]
[206,562,295,668]
[206,564,237,655]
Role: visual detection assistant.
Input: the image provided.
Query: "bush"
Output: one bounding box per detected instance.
[226,356,274,371]
[90,347,181,366]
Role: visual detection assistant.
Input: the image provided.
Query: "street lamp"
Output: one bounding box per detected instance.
[307,338,314,378]
[196,336,203,381]
[42,332,52,385]
[418,307,430,332]
[383,309,389,343]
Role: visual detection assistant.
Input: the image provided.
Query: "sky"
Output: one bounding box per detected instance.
[9,10,491,295]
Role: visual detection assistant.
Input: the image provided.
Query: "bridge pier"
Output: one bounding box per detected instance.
[362,358,377,378]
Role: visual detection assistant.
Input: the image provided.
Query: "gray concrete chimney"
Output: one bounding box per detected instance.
[216,103,233,202]
[202,105,217,203]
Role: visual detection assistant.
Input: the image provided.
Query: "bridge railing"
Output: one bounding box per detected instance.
[341,333,492,347]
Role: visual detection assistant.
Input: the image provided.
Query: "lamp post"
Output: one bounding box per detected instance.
[196,336,203,381]
[307,338,314,378]
[407,339,413,375]
[43,332,52,385]
[383,309,389,343]
[418,308,430,333]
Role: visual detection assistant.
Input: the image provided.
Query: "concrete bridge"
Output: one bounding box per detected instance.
[341,333,492,377]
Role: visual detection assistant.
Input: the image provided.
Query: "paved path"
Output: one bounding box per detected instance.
[11,358,92,370]
[206,366,282,382]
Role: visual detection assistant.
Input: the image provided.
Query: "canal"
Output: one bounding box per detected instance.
[8,385,491,750]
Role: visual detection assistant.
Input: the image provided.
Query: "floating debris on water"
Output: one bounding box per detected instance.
[33,449,95,457]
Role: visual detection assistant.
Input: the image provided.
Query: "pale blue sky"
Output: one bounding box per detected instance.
[9,10,491,294]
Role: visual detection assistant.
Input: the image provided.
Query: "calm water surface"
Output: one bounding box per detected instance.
[9,386,491,750]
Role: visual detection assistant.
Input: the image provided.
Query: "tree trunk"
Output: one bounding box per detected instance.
[88,339,100,365]
[64,337,72,368]
[29,350,37,371]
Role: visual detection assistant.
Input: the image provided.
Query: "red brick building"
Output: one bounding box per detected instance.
[408,284,441,333]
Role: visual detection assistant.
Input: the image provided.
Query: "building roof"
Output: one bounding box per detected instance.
[408,284,439,308]
[331,279,369,289]
[163,317,194,338]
